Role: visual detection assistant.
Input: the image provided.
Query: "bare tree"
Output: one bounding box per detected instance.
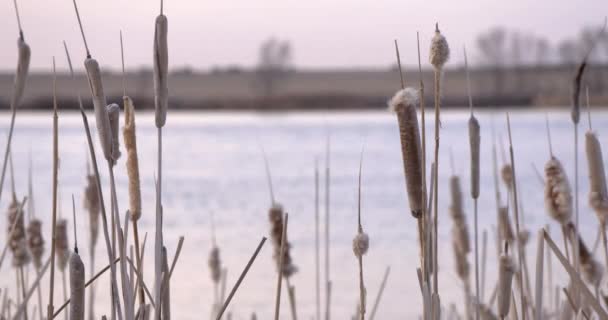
[477,27,507,94]
[558,40,578,65]
[255,37,293,99]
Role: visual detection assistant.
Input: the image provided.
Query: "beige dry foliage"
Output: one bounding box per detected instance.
[388,88,423,218]
[26,218,44,269]
[544,157,573,225]
[585,131,608,221]
[123,96,142,221]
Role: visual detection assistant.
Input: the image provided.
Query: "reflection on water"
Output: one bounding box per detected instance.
[0,109,606,319]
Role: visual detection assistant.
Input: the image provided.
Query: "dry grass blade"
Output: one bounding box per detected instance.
[368,266,390,320]
[215,237,267,320]
[12,257,51,320]
[274,214,288,320]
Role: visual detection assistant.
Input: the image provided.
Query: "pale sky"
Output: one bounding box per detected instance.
[0,0,605,71]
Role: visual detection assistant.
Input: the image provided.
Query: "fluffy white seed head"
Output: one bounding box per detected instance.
[389,87,423,218]
[352,231,369,257]
[11,38,31,110]
[585,131,608,221]
[544,157,572,225]
[429,25,450,69]
[388,87,419,113]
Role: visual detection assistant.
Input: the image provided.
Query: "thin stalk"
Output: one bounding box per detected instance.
[19,266,28,320]
[154,127,163,320]
[573,122,580,305]
[481,230,487,302]
[506,114,526,320]
[432,66,440,295]
[368,267,390,320]
[215,238,266,320]
[285,278,297,320]
[274,214,289,320]
[324,134,331,320]
[47,57,59,320]
[314,159,320,320]
[13,257,52,320]
[416,30,429,287]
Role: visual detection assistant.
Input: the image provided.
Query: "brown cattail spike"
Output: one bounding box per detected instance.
[208,246,221,283]
[544,157,573,225]
[27,218,44,269]
[8,197,29,267]
[497,251,515,317]
[269,204,297,278]
[585,131,608,221]
[106,103,121,163]
[123,96,142,221]
[56,219,69,271]
[69,251,85,320]
[83,172,100,249]
[388,88,423,218]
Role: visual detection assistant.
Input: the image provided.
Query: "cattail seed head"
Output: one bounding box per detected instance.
[544,157,572,225]
[449,176,464,220]
[568,223,604,286]
[501,164,513,190]
[479,304,498,320]
[352,231,369,257]
[106,103,121,162]
[56,219,70,271]
[69,252,85,320]
[208,246,221,283]
[497,253,516,317]
[498,206,514,243]
[84,174,100,248]
[154,14,169,128]
[469,115,480,199]
[388,88,423,218]
[452,220,470,255]
[84,58,112,162]
[268,204,297,278]
[7,198,29,267]
[585,131,608,221]
[452,237,469,280]
[11,38,31,110]
[26,218,44,269]
[429,25,450,70]
[123,97,142,221]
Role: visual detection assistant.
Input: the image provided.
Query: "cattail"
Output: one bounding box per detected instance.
[153,13,169,128]
[69,252,85,320]
[429,24,450,70]
[544,157,572,225]
[585,131,608,221]
[122,96,141,221]
[106,103,121,162]
[518,230,530,247]
[208,246,221,283]
[26,218,44,269]
[497,206,514,243]
[10,37,31,110]
[55,219,69,271]
[452,221,470,255]
[452,238,469,280]
[568,223,604,286]
[83,174,100,249]
[501,164,513,190]
[497,251,515,318]
[268,204,297,278]
[449,176,469,254]
[84,58,112,162]
[7,198,29,267]
[449,176,464,220]
[352,232,369,258]
[469,116,480,199]
[388,87,423,218]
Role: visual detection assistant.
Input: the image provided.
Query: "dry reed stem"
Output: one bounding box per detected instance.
[534,230,544,320]
[430,23,449,296]
[12,256,51,320]
[324,134,331,320]
[506,114,526,320]
[274,214,288,320]
[215,237,266,320]
[542,229,608,318]
[353,152,369,320]
[368,266,390,320]
[47,57,60,320]
[481,230,488,301]
[314,159,320,320]
[161,247,170,320]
